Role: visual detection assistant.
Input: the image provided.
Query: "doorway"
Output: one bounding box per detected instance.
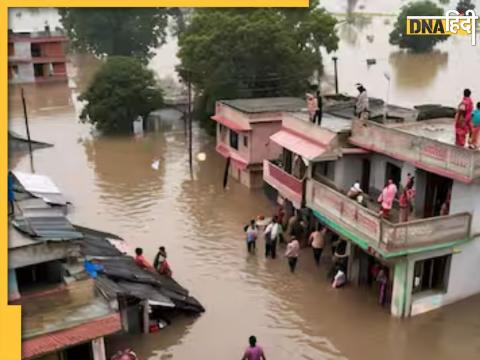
[385,162,401,187]
[423,172,453,217]
[361,159,371,194]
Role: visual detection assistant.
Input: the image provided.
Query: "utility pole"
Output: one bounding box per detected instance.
[21,88,34,172]
[332,56,339,95]
[187,70,193,175]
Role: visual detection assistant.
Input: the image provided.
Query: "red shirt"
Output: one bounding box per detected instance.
[135,255,153,270]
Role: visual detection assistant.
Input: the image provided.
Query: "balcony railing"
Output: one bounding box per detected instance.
[350,119,480,183]
[263,160,304,208]
[306,179,472,254]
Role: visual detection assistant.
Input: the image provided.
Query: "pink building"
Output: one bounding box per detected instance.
[212,97,306,188]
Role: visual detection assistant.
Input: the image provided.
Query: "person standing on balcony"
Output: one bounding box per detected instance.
[399,176,415,222]
[285,236,300,273]
[355,83,369,120]
[377,179,397,219]
[309,225,326,266]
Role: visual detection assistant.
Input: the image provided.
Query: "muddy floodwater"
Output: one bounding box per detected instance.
[8,3,480,359]
[9,80,480,360]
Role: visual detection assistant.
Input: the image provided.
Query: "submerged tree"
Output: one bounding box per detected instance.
[177,6,338,132]
[389,1,448,52]
[58,8,168,61]
[79,56,163,134]
[456,0,475,13]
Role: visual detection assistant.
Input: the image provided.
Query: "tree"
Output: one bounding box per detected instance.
[79,56,163,134]
[177,7,338,132]
[389,1,448,52]
[58,8,168,61]
[456,0,475,13]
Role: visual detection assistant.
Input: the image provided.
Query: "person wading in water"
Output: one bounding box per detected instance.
[242,335,266,360]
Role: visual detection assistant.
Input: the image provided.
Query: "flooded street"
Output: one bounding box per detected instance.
[9,80,480,359]
[7,3,480,359]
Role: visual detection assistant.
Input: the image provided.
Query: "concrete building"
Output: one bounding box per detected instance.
[265,96,478,317]
[212,97,306,188]
[314,115,477,317]
[8,27,68,84]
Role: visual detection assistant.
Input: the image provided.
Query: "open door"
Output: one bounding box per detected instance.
[423,172,453,217]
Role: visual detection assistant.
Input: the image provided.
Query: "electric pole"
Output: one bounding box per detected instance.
[332,56,339,95]
[21,88,34,172]
[187,70,193,175]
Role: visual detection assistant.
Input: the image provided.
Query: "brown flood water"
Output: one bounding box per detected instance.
[7,3,480,359]
[9,79,480,360]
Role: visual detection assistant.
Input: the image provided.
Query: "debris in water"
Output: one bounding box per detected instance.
[366,35,375,43]
[366,58,377,66]
[151,160,160,170]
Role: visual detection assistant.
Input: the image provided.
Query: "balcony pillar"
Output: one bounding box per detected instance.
[391,259,414,317]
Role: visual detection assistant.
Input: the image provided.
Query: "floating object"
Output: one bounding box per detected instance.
[366,35,375,43]
[366,58,376,65]
[196,152,207,161]
[151,160,160,170]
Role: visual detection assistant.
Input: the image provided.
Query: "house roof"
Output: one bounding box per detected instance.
[11,171,67,206]
[220,97,306,114]
[22,313,121,360]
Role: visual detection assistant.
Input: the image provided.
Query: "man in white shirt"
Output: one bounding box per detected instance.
[264,216,281,259]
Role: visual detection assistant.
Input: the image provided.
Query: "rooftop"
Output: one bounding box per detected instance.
[390,118,456,146]
[220,97,306,114]
[17,279,116,340]
[288,111,353,134]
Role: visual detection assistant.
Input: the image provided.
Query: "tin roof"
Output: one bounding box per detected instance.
[11,171,68,206]
[220,97,306,113]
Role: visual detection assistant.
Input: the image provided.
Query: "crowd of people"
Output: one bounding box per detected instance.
[243,210,348,288]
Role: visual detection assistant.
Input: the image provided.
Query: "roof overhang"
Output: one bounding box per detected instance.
[211,114,251,132]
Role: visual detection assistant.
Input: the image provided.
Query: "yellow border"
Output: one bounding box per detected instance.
[2,2,308,359]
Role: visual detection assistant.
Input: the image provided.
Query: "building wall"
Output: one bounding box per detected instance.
[333,155,364,191]
[52,62,67,74]
[41,42,65,57]
[250,122,282,164]
[451,181,480,234]
[13,41,31,60]
[9,63,35,83]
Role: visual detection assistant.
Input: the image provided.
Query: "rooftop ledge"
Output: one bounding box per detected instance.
[350,118,480,183]
[306,179,472,259]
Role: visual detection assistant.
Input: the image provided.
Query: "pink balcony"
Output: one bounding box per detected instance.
[263,160,304,208]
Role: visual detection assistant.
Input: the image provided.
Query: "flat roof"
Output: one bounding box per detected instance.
[289,111,352,133]
[391,118,456,145]
[220,97,306,114]
[18,279,116,340]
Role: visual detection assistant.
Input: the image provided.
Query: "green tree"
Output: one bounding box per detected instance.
[79,56,163,134]
[58,8,168,61]
[390,1,448,52]
[456,0,475,13]
[177,7,338,132]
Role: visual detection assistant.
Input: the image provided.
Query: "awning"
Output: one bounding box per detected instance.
[216,143,248,170]
[211,115,251,132]
[270,130,333,161]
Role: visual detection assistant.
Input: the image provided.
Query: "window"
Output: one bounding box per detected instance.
[229,130,239,150]
[33,63,45,77]
[385,162,401,187]
[412,255,450,294]
[313,161,335,181]
[31,43,41,57]
[243,135,248,148]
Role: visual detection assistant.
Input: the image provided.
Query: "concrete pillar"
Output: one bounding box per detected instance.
[142,299,150,334]
[8,269,20,301]
[347,245,360,285]
[92,337,106,360]
[391,259,413,317]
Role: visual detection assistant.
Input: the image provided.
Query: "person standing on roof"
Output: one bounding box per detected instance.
[355,83,369,119]
[460,88,475,148]
[135,247,155,272]
[153,246,172,277]
[312,89,323,126]
[471,102,480,149]
[242,335,266,360]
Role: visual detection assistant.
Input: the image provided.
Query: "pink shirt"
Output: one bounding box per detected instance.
[378,183,397,210]
[244,345,264,360]
[285,240,300,258]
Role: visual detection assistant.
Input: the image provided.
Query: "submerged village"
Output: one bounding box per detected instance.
[7,4,480,360]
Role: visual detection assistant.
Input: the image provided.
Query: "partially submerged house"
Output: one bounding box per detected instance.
[212,97,306,188]
[9,172,204,359]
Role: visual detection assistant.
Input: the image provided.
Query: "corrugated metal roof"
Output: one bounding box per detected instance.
[12,171,68,206]
[12,215,83,240]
